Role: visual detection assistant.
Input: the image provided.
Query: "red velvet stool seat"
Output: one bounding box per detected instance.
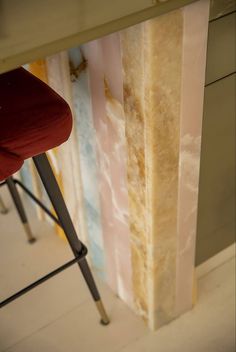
[0,68,72,180]
[0,67,109,325]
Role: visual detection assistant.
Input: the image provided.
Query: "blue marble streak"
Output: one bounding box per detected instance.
[20,159,52,211]
[20,160,34,193]
[68,47,106,280]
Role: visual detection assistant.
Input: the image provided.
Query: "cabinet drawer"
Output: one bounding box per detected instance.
[205,12,236,85]
[210,0,236,20]
[196,74,236,264]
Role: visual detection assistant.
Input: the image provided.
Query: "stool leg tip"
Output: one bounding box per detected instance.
[23,223,36,244]
[0,198,8,214]
[96,299,110,326]
[28,237,37,244]
[0,208,9,215]
[100,318,110,326]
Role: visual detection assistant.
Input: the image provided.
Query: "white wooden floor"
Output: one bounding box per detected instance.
[0,188,235,352]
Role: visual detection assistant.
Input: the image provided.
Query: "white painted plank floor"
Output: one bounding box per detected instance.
[0,188,235,352]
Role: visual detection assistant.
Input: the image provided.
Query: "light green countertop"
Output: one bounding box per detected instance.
[0,0,197,74]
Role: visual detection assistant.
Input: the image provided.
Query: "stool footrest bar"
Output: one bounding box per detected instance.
[14,179,61,226]
[0,244,87,308]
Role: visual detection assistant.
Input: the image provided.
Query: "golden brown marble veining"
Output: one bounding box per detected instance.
[120,0,209,329]
[121,9,183,329]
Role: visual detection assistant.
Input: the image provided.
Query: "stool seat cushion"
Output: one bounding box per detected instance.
[0,68,72,181]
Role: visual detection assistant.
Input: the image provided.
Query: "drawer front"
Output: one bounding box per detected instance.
[210,0,236,20]
[205,12,236,85]
[196,74,236,265]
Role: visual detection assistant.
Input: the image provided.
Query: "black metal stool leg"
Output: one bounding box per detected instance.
[6,177,36,243]
[33,153,109,325]
[0,195,8,214]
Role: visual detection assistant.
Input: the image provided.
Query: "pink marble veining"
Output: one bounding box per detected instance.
[83,36,133,305]
[101,34,133,305]
[83,40,117,293]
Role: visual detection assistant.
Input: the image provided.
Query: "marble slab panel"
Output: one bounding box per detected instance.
[46,53,88,242]
[176,0,210,316]
[68,47,106,278]
[83,36,133,306]
[121,9,183,328]
[120,0,209,329]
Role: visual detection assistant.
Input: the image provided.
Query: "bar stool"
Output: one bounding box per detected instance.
[0,67,109,325]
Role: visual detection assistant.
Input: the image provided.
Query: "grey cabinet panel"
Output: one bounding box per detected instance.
[205,12,236,85]
[196,74,236,265]
[210,0,236,20]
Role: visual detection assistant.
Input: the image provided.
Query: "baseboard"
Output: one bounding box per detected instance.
[196,243,236,279]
